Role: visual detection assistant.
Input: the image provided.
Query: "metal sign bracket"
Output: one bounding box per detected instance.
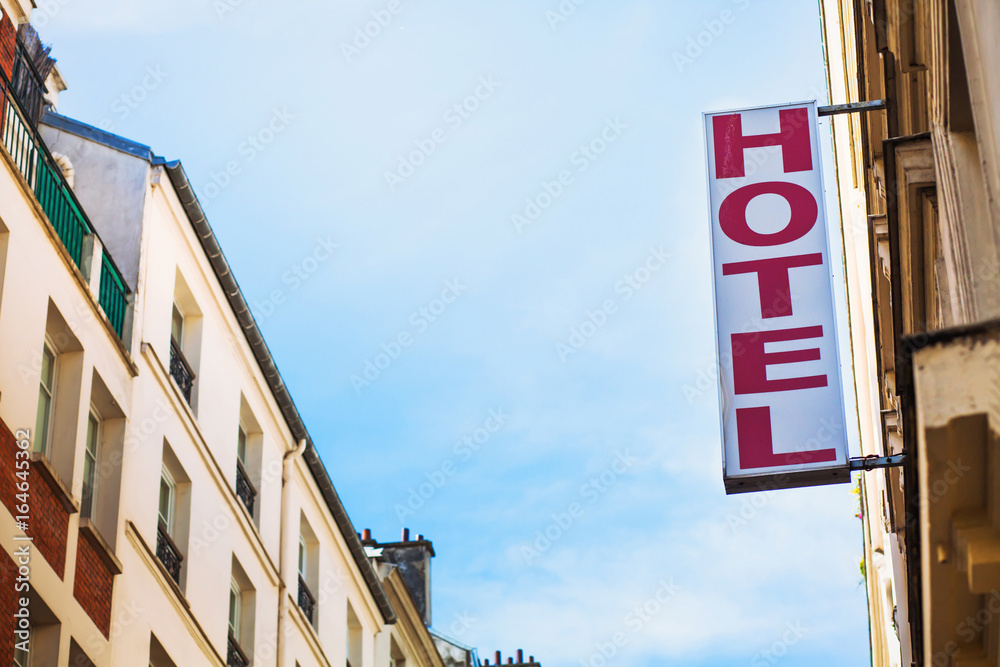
[849,453,907,471]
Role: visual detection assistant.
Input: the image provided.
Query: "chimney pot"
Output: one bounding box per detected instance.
[495,651,501,665]
[417,534,424,541]
[517,650,523,663]
[402,528,410,541]
[508,660,513,665]
[529,657,534,664]
[362,528,371,541]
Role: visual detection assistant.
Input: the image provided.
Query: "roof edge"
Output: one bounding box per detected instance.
[41,110,158,161]
[162,160,397,626]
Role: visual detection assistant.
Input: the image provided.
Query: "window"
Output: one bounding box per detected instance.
[297,519,318,625]
[170,303,185,349]
[228,579,241,641]
[34,340,57,455]
[13,626,30,667]
[236,423,247,466]
[81,409,101,519]
[158,465,175,534]
[298,536,307,579]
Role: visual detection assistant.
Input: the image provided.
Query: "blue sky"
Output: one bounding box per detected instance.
[40,0,870,664]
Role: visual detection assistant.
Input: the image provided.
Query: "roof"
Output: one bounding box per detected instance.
[41,111,397,625]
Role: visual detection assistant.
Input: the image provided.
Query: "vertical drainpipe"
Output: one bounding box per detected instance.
[277,438,307,664]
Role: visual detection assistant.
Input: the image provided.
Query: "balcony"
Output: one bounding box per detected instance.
[169,339,195,404]
[235,461,257,518]
[227,632,249,667]
[297,575,316,624]
[0,36,130,340]
[156,522,183,585]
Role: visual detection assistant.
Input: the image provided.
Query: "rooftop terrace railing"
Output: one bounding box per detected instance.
[0,38,130,341]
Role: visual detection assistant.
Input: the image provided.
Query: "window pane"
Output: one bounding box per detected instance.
[82,415,99,519]
[298,538,306,576]
[229,584,239,636]
[40,345,55,389]
[171,305,184,346]
[34,386,51,454]
[86,414,100,456]
[237,426,247,464]
[158,476,172,528]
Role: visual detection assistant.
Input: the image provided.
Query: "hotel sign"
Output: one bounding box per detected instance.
[703,101,850,494]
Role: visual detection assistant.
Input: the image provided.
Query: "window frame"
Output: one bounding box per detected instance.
[158,465,176,535]
[229,578,242,642]
[236,421,248,467]
[34,337,59,456]
[170,302,185,350]
[298,535,307,579]
[13,625,30,667]
[81,406,102,519]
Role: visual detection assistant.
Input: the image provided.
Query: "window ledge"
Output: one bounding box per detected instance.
[79,518,122,575]
[30,452,79,514]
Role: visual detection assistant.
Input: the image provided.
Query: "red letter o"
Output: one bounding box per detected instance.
[719,181,817,247]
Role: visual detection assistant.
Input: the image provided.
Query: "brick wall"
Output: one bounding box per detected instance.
[0,418,20,522]
[0,11,15,81]
[0,549,18,667]
[73,527,116,638]
[0,419,71,579]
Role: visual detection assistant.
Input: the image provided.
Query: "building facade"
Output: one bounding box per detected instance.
[0,3,540,667]
[820,0,1000,665]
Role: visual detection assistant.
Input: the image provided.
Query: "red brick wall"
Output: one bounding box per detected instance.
[73,528,116,638]
[0,549,18,667]
[0,419,20,523]
[0,419,70,579]
[0,11,14,81]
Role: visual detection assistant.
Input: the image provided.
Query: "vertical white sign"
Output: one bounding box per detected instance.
[704,101,849,494]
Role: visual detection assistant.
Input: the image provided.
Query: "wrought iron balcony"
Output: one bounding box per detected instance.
[298,575,316,624]
[235,461,257,518]
[0,34,130,340]
[227,632,249,667]
[169,339,195,404]
[156,521,183,584]
[10,42,46,126]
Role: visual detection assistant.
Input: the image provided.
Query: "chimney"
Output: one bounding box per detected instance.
[495,652,501,665]
[517,650,523,663]
[362,528,371,541]
[365,530,435,625]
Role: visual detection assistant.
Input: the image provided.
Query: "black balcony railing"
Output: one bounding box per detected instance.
[0,36,130,340]
[227,632,249,667]
[10,42,45,125]
[156,521,183,584]
[298,575,316,624]
[169,339,195,404]
[235,461,257,518]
